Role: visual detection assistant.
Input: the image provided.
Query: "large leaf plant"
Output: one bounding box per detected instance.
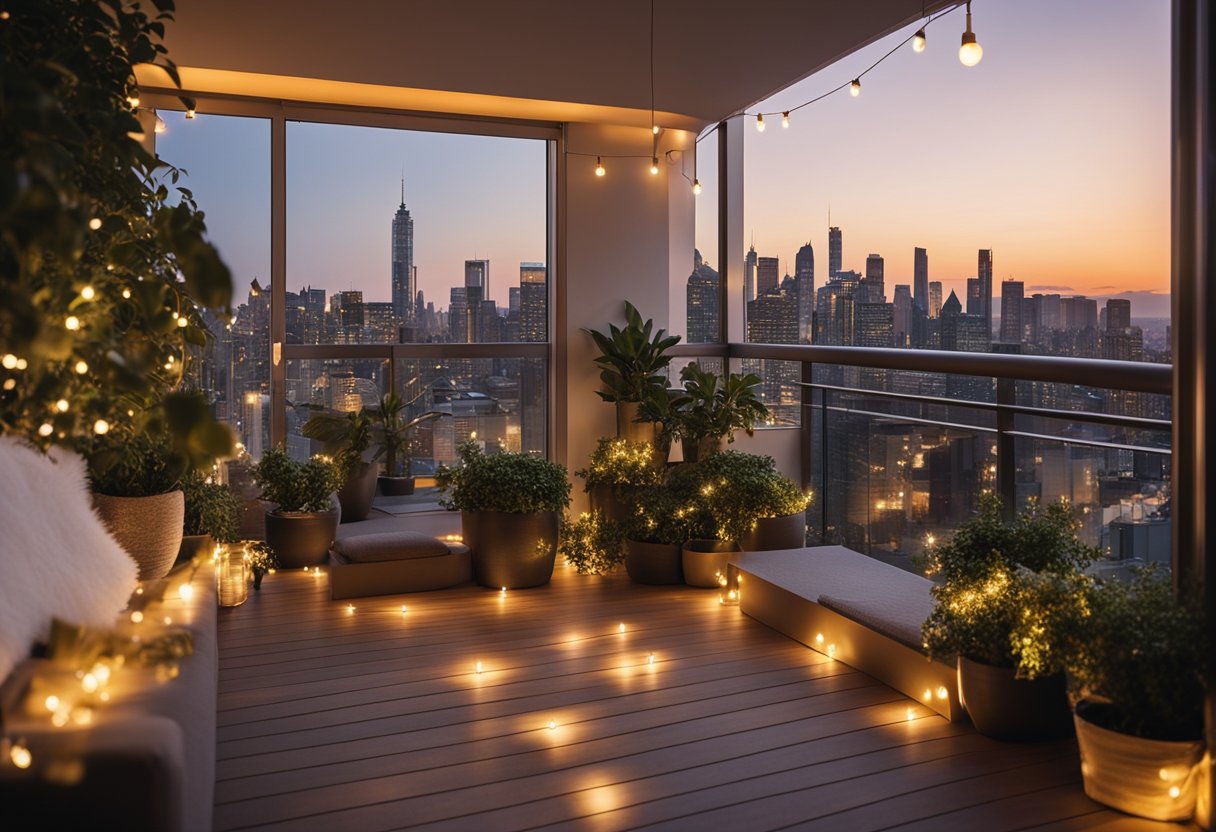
[584,301,681,403]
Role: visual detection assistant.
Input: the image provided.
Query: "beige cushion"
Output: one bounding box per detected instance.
[332,532,452,564]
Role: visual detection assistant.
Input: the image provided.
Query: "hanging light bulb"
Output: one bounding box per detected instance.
[692,178,702,195]
[594,157,606,177]
[781,112,790,129]
[652,124,660,135]
[755,114,765,132]
[649,157,659,175]
[913,28,927,53]
[850,78,862,97]
[959,1,983,66]
[154,115,166,134]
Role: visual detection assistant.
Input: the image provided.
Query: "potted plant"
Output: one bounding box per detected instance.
[300,407,378,521]
[371,392,443,496]
[575,437,664,525]
[89,430,191,580]
[922,494,1097,740]
[1016,568,1207,822]
[180,470,240,560]
[635,384,689,467]
[245,541,278,591]
[250,448,342,568]
[557,512,625,576]
[622,467,700,583]
[436,442,571,588]
[585,301,681,444]
[693,451,810,552]
[676,363,768,463]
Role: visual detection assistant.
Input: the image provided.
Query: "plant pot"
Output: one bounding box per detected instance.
[623,538,683,585]
[462,509,558,588]
[588,483,633,526]
[680,436,724,465]
[681,539,738,588]
[616,401,660,446]
[1074,700,1205,822]
[263,508,339,569]
[956,656,1073,741]
[378,475,416,496]
[178,533,214,563]
[339,462,379,522]
[93,490,185,581]
[739,511,807,551]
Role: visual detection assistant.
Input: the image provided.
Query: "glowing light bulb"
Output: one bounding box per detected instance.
[177,316,188,328]
[9,742,31,769]
[80,286,95,300]
[500,587,507,594]
[74,360,89,374]
[648,652,655,665]
[618,623,626,634]
[692,179,701,195]
[13,358,24,369]
[959,3,982,67]
[936,686,948,700]
[127,95,140,109]
[1,354,16,369]
[154,115,166,134]
[65,316,80,331]
[81,674,99,694]
[649,157,659,175]
[815,633,824,645]
[912,28,926,53]
[652,124,660,135]
[850,79,862,97]
[400,604,408,614]
[122,288,131,299]
[906,707,915,721]
[88,217,102,231]
[827,643,837,658]
[44,695,61,712]
[185,108,196,119]
[130,610,143,623]
[547,720,557,731]
[93,419,109,435]
[38,423,53,437]
[781,111,790,128]
[594,157,605,177]
[92,664,111,684]
[2,380,13,391]
[923,689,933,703]
[475,661,483,674]
[1169,786,1182,799]
[346,604,355,614]
[755,114,765,132]
[178,583,194,601]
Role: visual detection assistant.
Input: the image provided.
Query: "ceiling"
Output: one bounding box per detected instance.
[152,0,955,129]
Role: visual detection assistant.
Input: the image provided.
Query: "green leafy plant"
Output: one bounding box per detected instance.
[88,428,184,497]
[250,447,341,514]
[636,384,690,448]
[558,511,625,575]
[677,363,768,448]
[688,451,810,543]
[181,471,240,542]
[0,0,234,464]
[922,494,1099,673]
[436,442,570,514]
[622,474,701,545]
[584,301,681,403]
[576,437,664,491]
[245,541,277,590]
[370,392,443,478]
[299,407,373,484]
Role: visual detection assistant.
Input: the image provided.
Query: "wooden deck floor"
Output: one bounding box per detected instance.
[214,551,1182,831]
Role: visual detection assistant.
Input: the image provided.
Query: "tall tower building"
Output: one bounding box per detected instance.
[687,250,721,343]
[913,247,928,312]
[794,242,814,344]
[757,256,780,296]
[519,262,547,342]
[864,253,885,303]
[828,226,842,280]
[391,180,415,322]
[743,244,758,304]
[929,281,943,318]
[1000,280,1025,344]
[465,259,489,298]
[978,249,993,337]
[1106,298,1132,331]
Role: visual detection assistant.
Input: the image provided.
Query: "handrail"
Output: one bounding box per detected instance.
[726,342,1172,396]
[281,342,549,360]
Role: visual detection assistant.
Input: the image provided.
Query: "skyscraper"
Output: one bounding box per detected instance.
[864,253,885,303]
[794,242,814,344]
[744,244,758,304]
[1106,298,1132,331]
[828,226,842,280]
[687,250,721,343]
[391,181,414,323]
[757,256,779,296]
[519,262,547,342]
[929,281,943,318]
[465,259,489,298]
[978,249,993,337]
[913,247,929,312]
[999,280,1024,344]
[893,285,913,347]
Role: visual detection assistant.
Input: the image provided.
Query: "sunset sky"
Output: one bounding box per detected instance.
[159,0,1171,319]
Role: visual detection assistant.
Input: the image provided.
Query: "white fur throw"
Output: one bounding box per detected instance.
[0,436,137,680]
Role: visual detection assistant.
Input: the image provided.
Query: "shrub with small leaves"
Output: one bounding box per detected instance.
[181,470,240,542]
[558,512,625,575]
[688,451,810,543]
[245,541,277,590]
[435,442,570,514]
[622,482,696,545]
[250,448,341,514]
[576,437,663,491]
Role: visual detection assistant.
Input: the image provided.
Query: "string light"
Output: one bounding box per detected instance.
[618,622,626,634]
[936,686,949,700]
[80,285,95,300]
[648,652,655,665]
[692,178,702,195]
[913,28,927,52]
[850,78,862,97]
[547,720,557,731]
[475,661,483,674]
[185,107,196,119]
[652,124,660,135]
[1,354,16,369]
[9,741,31,769]
[93,419,110,435]
[74,360,89,374]
[755,114,766,132]
[178,583,193,601]
[126,95,140,109]
[959,1,982,66]
[122,288,131,299]
[56,399,69,412]
[649,157,659,175]
[177,315,189,328]
[400,604,408,614]
[64,315,80,331]
[154,115,166,134]
[594,157,605,177]
[781,111,790,128]
[38,423,53,437]
[130,610,144,624]
[88,217,102,231]
[346,603,355,614]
